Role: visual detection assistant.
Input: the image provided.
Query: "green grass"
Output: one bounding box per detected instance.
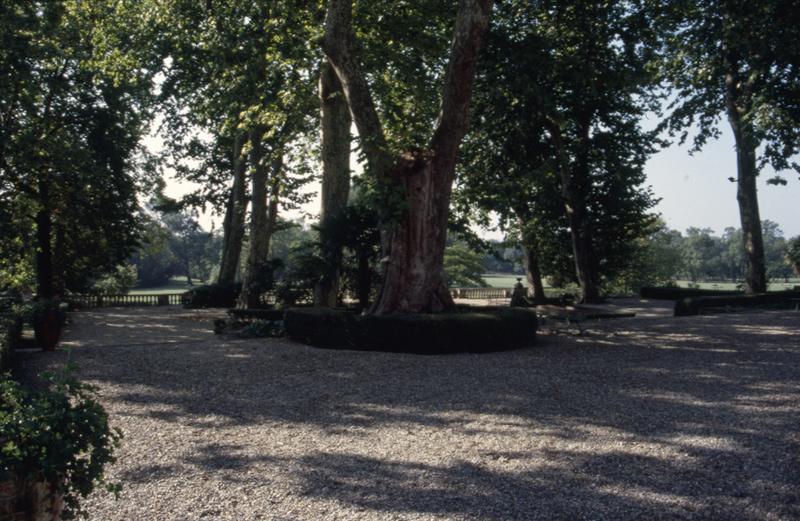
[482,274,800,292]
[674,280,800,291]
[482,273,527,288]
[128,277,205,295]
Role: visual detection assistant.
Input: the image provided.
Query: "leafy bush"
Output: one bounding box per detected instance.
[0,367,122,519]
[0,289,22,313]
[227,309,285,321]
[214,309,286,336]
[284,307,538,354]
[787,237,800,276]
[640,286,741,300]
[18,299,67,326]
[91,264,139,295]
[183,283,241,309]
[0,313,23,370]
[674,291,800,316]
[234,320,285,339]
[444,242,488,287]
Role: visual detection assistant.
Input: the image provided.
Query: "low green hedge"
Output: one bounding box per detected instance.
[674,291,800,316]
[0,313,23,371]
[284,307,538,354]
[226,308,285,321]
[641,286,742,300]
[184,283,241,309]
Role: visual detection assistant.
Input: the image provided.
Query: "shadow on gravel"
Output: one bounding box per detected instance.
[16,309,800,520]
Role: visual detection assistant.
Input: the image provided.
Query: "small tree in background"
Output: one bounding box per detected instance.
[787,238,800,278]
[658,0,800,294]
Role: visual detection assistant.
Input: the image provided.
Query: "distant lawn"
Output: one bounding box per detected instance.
[482,274,799,292]
[482,273,525,288]
[674,280,800,291]
[128,277,205,295]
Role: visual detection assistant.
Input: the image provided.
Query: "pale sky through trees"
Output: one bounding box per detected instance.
[162,124,799,238]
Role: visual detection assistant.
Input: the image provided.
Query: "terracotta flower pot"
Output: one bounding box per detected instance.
[34,310,62,351]
[0,476,63,521]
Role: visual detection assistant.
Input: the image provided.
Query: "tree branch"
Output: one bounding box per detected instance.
[322,0,392,177]
[430,0,493,169]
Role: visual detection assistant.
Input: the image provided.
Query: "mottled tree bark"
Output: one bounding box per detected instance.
[217,131,249,286]
[323,0,493,314]
[315,59,352,307]
[35,177,54,298]
[239,128,269,309]
[725,54,767,294]
[263,158,282,262]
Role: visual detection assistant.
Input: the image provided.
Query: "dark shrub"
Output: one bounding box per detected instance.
[640,286,741,300]
[184,283,241,309]
[0,367,122,519]
[0,313,23,370]
[284,307,538,355]
[674,291,800,316]
[227,308,285,322]
[214,308,286,336]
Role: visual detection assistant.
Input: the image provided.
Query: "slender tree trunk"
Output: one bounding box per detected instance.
[239,128,269,308]
[217,131,249,286]
[323,0,493,314]
[264,160,281,259]
[315,59,352,307]
[730,132,766,293]
[725,57,766,294]
[53,222,65,297]
[515,215,546,303]
[545,120,601,303]
[35,177,54,299]
[521,245,546,306]
[356,250,371,310]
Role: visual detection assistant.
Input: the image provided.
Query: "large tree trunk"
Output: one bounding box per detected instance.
[239,128,269,309]
[315,59,352,307]
[216,131,249,286]
[35,177,54,299]
[546,120,601,303]
[371,154,455,313]
[323,0,493,314]
[725,56,767,294]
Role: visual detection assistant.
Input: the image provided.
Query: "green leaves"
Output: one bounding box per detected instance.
[0,367,122,520]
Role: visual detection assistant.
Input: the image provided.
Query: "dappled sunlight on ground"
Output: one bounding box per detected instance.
[14,305,800,520]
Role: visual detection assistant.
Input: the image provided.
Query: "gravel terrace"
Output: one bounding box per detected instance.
[14,305,800,521]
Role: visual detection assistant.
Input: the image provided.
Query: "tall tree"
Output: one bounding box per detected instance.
[157,0,319,296]
[314,59,352,307]
[322,0,493,313]
[0,0,158,296]
[459,0,660,302]
[659,0,800,293]
[216,131,249,284]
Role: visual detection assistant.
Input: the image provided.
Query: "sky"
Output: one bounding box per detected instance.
[164,125,800,240]
[645,126,800,238]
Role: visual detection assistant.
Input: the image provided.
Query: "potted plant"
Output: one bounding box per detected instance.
[24,299,65,351]
[0,366,122,520]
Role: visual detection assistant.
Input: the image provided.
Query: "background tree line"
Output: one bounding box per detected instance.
[2,0,798,310]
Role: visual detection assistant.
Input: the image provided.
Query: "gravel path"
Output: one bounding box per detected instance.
[15,306,800,520]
